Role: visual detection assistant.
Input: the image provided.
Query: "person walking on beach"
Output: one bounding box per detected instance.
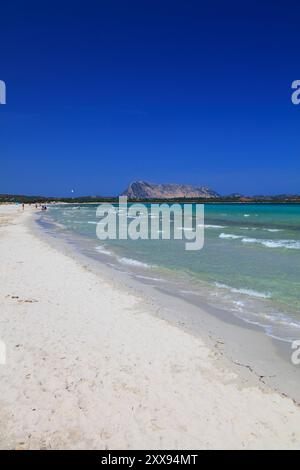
[22,203,25,210]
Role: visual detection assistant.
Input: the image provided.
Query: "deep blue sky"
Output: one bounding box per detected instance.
[1,0,300,196]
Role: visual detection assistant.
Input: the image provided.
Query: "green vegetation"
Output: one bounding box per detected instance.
[1,194,300,204]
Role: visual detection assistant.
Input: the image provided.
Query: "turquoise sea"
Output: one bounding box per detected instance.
[42,203,300,343]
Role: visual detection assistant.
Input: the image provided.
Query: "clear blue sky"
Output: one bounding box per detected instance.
[1,0,300,196]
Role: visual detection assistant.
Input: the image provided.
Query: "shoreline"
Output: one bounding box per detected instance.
[1,205,300,449]
[34,206,300,403]
[39,201,300,345]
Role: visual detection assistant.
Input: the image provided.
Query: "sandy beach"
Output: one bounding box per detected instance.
[0,205,300,450]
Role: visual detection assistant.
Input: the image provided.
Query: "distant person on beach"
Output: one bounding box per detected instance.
[22,203,25,210]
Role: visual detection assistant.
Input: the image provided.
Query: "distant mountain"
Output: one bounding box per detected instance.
[122,181,220,199]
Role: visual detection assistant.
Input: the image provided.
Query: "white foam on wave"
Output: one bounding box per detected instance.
[233,300,246,309]
[242,237,300,250]
[95,245,113,256]
[135,274,166,282]
[205,225,226,229]
[219,232,300,249]
[119,257,152,269]
[261,313,300,330]
[240,227,282,232]
[88,221,98,225]
[215,282,271,299]
[219,233,243,240]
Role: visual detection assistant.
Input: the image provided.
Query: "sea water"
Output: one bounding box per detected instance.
[42,203,300,343]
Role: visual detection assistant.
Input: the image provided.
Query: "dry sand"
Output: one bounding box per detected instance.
[0,205,300,450]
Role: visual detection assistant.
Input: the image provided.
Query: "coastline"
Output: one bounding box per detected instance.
[35,204,300,403]
[1,205,300,449]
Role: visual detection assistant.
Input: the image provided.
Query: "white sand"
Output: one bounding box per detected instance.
[0,205,300,450]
